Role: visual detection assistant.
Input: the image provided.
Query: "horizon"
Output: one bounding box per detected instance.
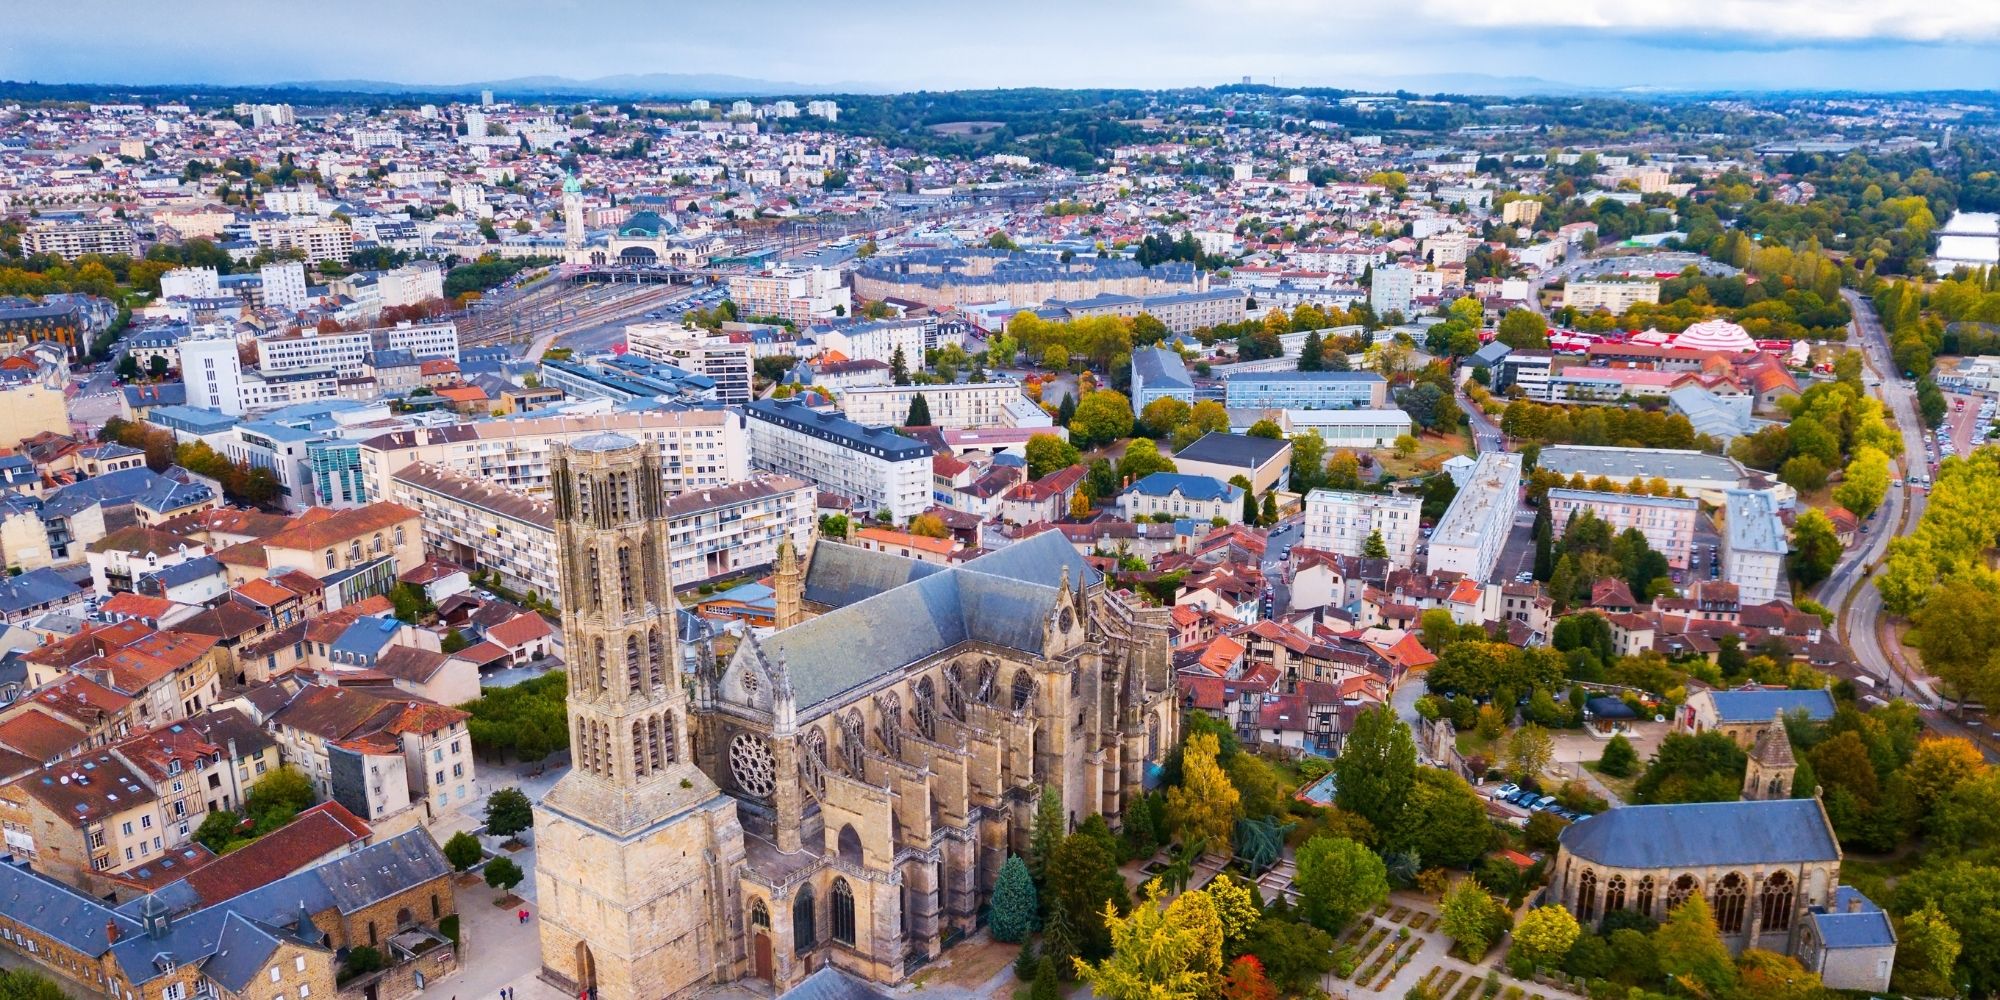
[9,0,2000,95]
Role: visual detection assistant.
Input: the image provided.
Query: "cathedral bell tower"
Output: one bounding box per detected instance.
[535,432,748,1000]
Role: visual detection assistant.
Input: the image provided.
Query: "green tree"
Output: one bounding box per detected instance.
[1789,508,1842,589]
[1400,767,1495,868]
[1438,879,1504,958]
[1513,904,1581,968]
[244,766,313,832]
[1299,330,1325,371]
[1226,752,1289,820]
[1504,725,1555,783]
[1364,529,1389,559]
[1598,733,1639,778]
[484,786,534,838]
[1239,916,1337,993]
[1046,830,1130,959]
[1293,835,1389,933]
[1892,904,1962,997]
[442,628,471,654]
[483,856,525,892]
[988,855,1040,942]
[1532,504,1555,580]
[1634,731,1748,804]
[1030,784,1064,883]
[1653,895,1737,997]
[1069,389,1135,449]
[1025,433,1081,480]
[890,347,910,385]
[1260,491,1277,526]
[1117,438,1178,482]
[1030,958,1060,1000]
[906,392,931,426]
[1075,884,1224,1000]
[1141,396,1191,439]
[1335,705,1416,838]
[1247,419,1284,440]
[116,354,141,380]
[1496,308,1548,349]
[443,830,484,871]
[194,809,243,853]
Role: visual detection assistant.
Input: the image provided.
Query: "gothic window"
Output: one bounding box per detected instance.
[647,715,664,772]
[1605,875,1627,913]
[626,635,642,694]
[749,899,770,930]
[1636,876,1655,917]
[729,733,777,798]
[594,639,607,696]
[647,628,665,690]
[839,711,867,775]
[1059,605,1075,633]
[1667,875,1697,913]
[1147,717,1160,758]
[1011,670,1034,712]
[912,677,936,740]
[793,885,817,952]
[1577,869,1598,922]
[617,546,634,612]
[659,711,676,764]
[632,723,647,776]
[1714,873,1748,934]
[802,727,829,799]
[942,663,966,720]
[742,668,759,699]
[830,878,856,946]
[874,692,903,756]
[975,661,998,704]
[1760,871,1795,932]
[588,550,603,611]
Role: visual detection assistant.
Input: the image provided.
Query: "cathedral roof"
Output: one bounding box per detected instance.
[1559,798,1837,870]
[762,531,1098,713]
[800,540,947,608]
[570,430,640,452]
[1750,711,1796,769]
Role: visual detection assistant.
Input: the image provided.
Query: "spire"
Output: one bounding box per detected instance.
[774,535,804,629]
[1750,710,1795,769]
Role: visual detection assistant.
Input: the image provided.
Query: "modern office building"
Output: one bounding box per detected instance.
[1546,488,1700,569]
[1723,489,1788,604]
[1223,371,1388,410]
[837,381,1047,430]
[1426,451,1523,581]
[1275,408,1414,448]
[1131,345,1195,408]
[1303,489,1424,568]
[744,398,933,521]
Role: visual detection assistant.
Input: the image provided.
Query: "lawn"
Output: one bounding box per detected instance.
[1375,430,1471,481]
[1580,760,1639,803]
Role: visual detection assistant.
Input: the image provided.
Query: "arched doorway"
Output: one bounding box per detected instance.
[619,246,659,265]
[575,942,597,999]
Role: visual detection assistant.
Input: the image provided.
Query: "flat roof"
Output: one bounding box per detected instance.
[1547,488,1698,511]
[1537,445,1744,485]
[1431,452,1522,551]
[1725,489,1787,555]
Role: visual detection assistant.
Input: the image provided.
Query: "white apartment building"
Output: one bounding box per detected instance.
[376,261,445,309]
[662,475,818,586]
[745,398,932,522]
[247,219,355,263]
[159,267,221,300]
[355,409,750,503]
[1303,489,1424,569]
[728,266,851,324]
[261,189,320,215]
[1722,489,1788,605]
[22,221,138,259]
[181,335,246,415]
[260,261,310,312]
[350,128,403,149]
[807,100,840,121]
[1561,279,1661,314]
[1369,264,1440,317]
[1546,488,1700,569]
[257,320,459,376]
[450,182,491,219]
[624,322,753,404]
[814,317,933,366]
[838,381,1047,430]
[236,368,341,413]
[1426,451,1524,581]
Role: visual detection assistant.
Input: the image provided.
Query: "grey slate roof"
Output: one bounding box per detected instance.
[200,912,292,992]
[1808,887,1897,949]
[1704,688,1836,724]
[781,966,897,1000]
[1558,799,1838,870]
[763,531,1097,713]
[800,541,947,608]
[1172,432,1290,469]
[0,856,138,955]
[0,568,79,613]
[1124,472,1241,502]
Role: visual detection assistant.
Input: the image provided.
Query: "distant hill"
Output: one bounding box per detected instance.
[279,73,883,99]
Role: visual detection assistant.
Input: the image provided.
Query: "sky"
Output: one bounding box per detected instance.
[8,0,2000,94]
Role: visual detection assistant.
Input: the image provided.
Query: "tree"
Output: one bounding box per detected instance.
[148,355,169,378]
[1076,883,1224,1000]
[890,347,910,385]
[1247,419,1284,440]
[1789,508,1842,589]
[1598,733,1639,778]
[1223,956,1278,1000]
[1911,581,2000,708]
[1892,904,1962,997]
[1289,431,1329,493]
[1029,784,1064,883]
[244,766,313,832]
[1634,731,1748,804]
[1241,486,1258,525]
[1260,491,1277,526]
[1833,446,1892,520]
[1117,438,1177,482]
[1205,874,1261,950]
[1240,916,1337,993]
[1736,949,1823,1000]
[905,392,931,426]
[1654,895,1737,998]
[1524,810,1569,851]
[1401,767,1495,868]
[1513,904,1581,968]
[1364,529,1389,560]
[1438,879,1504,958]
[484,856,525,893]
[1167,733,1241,848]
[194,809,243,853]
[444,830,484,871]
[1299,331,1325,371]
[1069,389,1134,449]
[905,513,948,539]
[1335,705,1416,837]
[1293,836,1388,933]
[988,855,1039,942]
[117,352,141,380]
[1030,957,1059,1000]
[1070,489,1092,519]
[1905,737,1987,821]
[1394,433,1419,458]
[442,628,472,654]
[1042,344,1071,370]
[1325,450,1363,491]
[0,970,70,1000]
[485,786,534,838]
[1496,308,1548,349]
[1141,396,1191,439]
[1046,831,1131,960]
[1504,725,1555,783]
[1025,433,1082,480]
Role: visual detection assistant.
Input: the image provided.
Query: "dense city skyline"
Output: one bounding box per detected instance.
[9,0,2000,94]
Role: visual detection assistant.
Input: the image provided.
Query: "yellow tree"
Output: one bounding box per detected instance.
[1069,489,1093,520]
[1205,874,1261,951]
[1904,736,1987,816]
[1166,733,1240,851]
[1076,881,1224,1000]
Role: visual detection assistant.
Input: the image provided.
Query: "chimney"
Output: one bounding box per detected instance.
[1847,895,1861,914]
[105,921,119,943]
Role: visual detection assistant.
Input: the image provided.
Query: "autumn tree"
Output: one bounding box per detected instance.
[1025,433,1081,480]
[1438,879,1505,958]
[1504,725,1555,783]
[1069,389,1135,448]
[1655,895,1737,997]
[1166,732,1241,849]
[1293,836,1388,933]
[1513,904,1580,968]
[1075,882,1224,1000]
[908,513,951,539]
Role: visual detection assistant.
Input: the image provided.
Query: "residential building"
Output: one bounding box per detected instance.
[1426,451,1523,581]
[1120,472,1245,523]
[726,266,850,324]
[1722,489,1787,604]
[257,321,459,377]
[1302,490,1423,569]
[1562,278,1661,313]
[21,221,138,260]
[245,219,354,263]
[1223,371,1388,410]
[260,261,310,313]
[262,682,475,829]
[1048,288,1248,333]
[353,410,749,502]
[744,398,932,522]
[1547,488,1700,569]
[160,267,221,301]
[837,381,1045,430]
[1131,345,1195,408]
[623,323,753,404]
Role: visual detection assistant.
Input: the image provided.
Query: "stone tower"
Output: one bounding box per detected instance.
[535,432,748,1000]
[772,535,804,629]
[1743,710,1797,801]
[562,171,585,249]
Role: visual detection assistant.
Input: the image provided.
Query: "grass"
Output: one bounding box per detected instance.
[1579,760,1639,802]
[1376,429,1472,481]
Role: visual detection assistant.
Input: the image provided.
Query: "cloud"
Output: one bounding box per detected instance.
[1411,0,2000,43]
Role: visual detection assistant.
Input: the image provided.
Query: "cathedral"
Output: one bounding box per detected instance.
[533,433,1181,999]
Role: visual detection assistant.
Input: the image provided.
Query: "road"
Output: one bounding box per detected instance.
[1828,290,1941,708]
[1261,517,1303,614]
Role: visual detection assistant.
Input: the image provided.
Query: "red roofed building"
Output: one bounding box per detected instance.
[262,682,476,832]
[178,800,373,908]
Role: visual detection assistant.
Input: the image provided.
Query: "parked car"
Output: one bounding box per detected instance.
[1496,782,1521,798]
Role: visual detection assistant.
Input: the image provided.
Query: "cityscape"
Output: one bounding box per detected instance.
[6,9,2000,1000]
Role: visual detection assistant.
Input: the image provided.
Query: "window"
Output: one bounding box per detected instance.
[1759,871,1794,932]
[270,968,282,984]
[142,815,153,829]
[121,822,133,837]
[164,985,186,1000]
[830,878,856,946]
[299,988,310,999]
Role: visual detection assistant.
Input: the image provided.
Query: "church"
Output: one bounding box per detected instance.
[531,432,1181,1000]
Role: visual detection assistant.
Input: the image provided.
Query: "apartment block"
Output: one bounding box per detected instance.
[354,410,749,502]
[744,398,932,522]
[837,381,1048,430]
[1546,488,1699,569]
[1723,489,1788,605]
[1561,279,1661,313]
[727,266,851,324]
[623,322,753,404]
[21,221,138,260]
[257,320,459,376]
[246,219,355,263]
[1426,451,1523,581]
[1302,489,1424,568]
[1224,371,1388,410]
